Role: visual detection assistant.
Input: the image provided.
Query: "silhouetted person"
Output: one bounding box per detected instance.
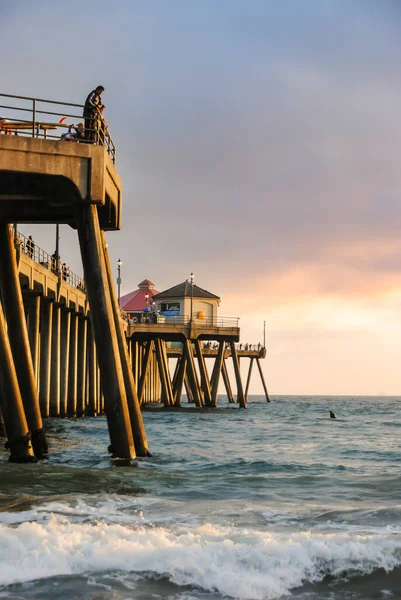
[62,263,70,282]
[83,85,104,142]
[26,235,35,259]
[51,252,57,274]
[330,411,336,419]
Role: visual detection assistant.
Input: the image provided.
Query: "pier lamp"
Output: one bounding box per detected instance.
[145,293,149,309]
[117,258,122,306]
[190,272,194,323]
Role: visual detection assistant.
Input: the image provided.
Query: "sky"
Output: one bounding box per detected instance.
[1,0,401,395]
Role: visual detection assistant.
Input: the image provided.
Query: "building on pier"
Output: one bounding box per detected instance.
[153,280,220,321]
[120,279,159,316]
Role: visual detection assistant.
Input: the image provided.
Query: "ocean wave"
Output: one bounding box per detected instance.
[0,518,401,599]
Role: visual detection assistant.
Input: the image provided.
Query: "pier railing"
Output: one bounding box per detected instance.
[129,315,239,328]
[17,230,85,291]
[0,92,116,164]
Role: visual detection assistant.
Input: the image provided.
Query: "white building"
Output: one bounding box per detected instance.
[152,280,220,322]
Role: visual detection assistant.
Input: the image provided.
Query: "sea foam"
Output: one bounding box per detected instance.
[1,517,401,599]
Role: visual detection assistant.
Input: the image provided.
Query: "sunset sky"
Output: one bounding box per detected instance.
[2,0,401,395]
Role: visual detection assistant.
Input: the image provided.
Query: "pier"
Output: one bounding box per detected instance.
[0,92,269,464]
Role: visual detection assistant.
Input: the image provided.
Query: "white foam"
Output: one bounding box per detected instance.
[0,495,162,526]
[0,518,400,599]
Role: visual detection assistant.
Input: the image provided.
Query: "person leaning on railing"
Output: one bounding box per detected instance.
[83,85,104,142]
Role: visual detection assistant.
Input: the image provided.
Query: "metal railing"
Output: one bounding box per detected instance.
[0,92,116,164]
[203,341,265,352]
[17,230,85,291]
[129,314,240,328]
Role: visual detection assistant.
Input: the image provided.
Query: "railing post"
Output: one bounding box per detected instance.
[32,98,36,138]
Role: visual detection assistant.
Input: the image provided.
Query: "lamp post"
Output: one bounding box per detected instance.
[190,272,194,323]
[117,258,122,306]
[145,293,149,309]
[56,223,60,276]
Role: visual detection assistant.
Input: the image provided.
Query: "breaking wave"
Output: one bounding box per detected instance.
[1,515,401,599]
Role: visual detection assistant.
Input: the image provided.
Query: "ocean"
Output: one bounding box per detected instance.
[1,395,401,600]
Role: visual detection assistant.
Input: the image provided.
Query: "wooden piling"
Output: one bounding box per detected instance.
[0,224,47,457]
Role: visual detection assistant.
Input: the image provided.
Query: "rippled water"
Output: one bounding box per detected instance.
[1,395,401,599]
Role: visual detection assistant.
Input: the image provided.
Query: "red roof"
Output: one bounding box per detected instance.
[120,283,159,311]
[138,279,155,289]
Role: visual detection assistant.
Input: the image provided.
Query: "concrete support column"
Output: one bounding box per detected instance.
[0,302,36,462]
[184,372,195,403]
[39,300,53,418]
[194,340,212,407]
[138,340,154,405]
[27,294,40,386]
[102,231,150,456]
[50,304,61,416]
[59,307,71,417]
[155,338,174,406]
[222,360,235,403]
[87,321,97,416]
[0,224,47,458]
[97,367,102,414]
[173,353,187,407]
[256,358,270,402]
[77,205,135,460]
[67,313,78,416]
[131,340,137,383]
[76,315,87,416]
[184,339,203,407]
[230,341,246,408]
[211,341,225,407]
[245,358,254,401]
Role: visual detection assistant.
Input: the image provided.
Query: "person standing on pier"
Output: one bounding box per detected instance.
[26,235,35,259]
[62,263,70,282]
[83,85,104,142]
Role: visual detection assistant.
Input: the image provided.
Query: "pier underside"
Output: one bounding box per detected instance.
[0,136,121,230]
